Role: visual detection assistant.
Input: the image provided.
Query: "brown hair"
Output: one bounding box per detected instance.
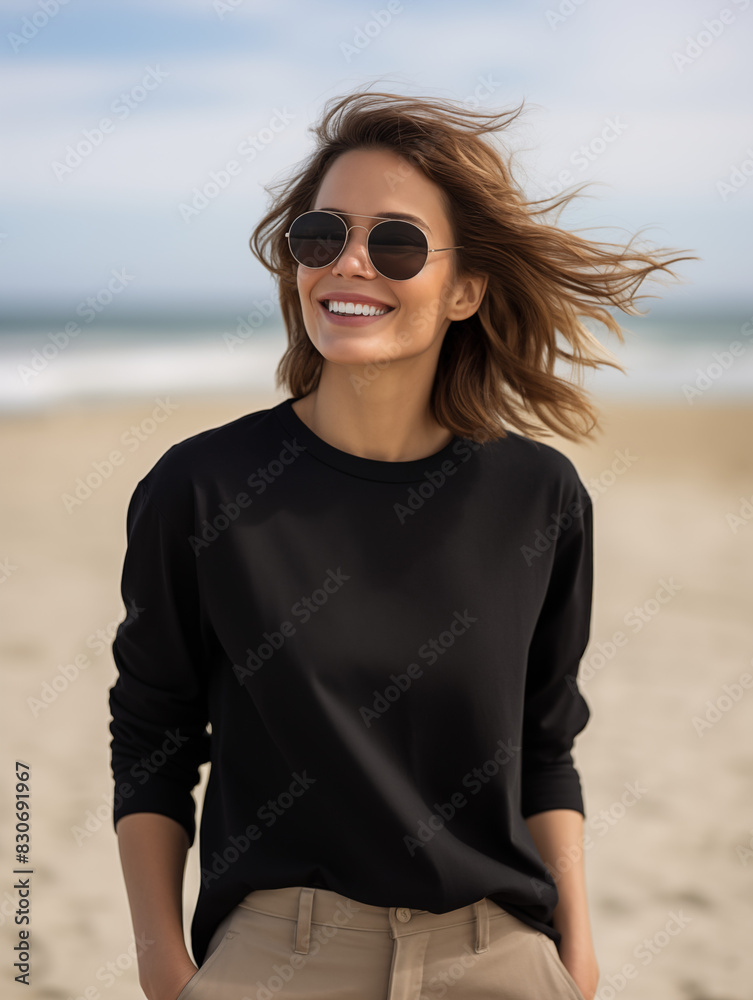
[249,86,698,443]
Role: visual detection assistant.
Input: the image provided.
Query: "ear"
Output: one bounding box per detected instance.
[446,271,489,321]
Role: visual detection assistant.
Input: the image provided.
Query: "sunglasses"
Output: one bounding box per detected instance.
[284,210,464,281]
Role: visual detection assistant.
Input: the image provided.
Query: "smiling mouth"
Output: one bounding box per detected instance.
[321,299,394,317]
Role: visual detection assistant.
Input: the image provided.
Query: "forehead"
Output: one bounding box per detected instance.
[313,148,451,227]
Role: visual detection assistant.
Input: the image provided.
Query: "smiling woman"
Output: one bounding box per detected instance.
[250,87,697,448]
[108,85,698,1000]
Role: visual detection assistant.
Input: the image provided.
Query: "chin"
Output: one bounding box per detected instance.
[319,340,401,365]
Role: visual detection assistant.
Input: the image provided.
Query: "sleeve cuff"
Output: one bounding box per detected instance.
[521,763,586,818]
[112,771,201,847]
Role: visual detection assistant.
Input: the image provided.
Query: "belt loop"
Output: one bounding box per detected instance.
[294,887,315,954]
[474,899,489,954]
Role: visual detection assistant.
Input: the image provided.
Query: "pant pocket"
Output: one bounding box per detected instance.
[537,934,587,1000]
[174,925,239,1000]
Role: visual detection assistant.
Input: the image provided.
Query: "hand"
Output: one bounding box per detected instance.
[140,953,199,1000]
[557,936,600,1000]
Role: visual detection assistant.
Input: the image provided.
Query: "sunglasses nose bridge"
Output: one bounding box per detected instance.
[342,222,370,250]
[334,222,377,273]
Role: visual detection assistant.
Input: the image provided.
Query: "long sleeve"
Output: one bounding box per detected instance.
[108,476,212,847]
[520,480,593,819]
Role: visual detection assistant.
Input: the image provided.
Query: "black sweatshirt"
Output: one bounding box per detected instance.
[108,396,593,966]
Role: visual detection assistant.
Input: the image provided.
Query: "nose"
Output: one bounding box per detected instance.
[332,224,377,279]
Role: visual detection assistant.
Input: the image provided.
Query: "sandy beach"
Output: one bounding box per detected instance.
[1,391,752,999]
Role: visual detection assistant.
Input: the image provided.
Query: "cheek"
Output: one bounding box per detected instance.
[296,269,315,310]
[402,274,452,331]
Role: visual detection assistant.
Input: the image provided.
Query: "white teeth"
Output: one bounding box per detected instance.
[325,300,389,317]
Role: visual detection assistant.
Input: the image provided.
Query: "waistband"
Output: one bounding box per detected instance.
[237,885,506,955]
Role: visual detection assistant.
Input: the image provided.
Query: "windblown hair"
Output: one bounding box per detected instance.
[249,87,698,443]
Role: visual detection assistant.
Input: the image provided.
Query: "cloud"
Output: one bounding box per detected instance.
[0,0,749,305]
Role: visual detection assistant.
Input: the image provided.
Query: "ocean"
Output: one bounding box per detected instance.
[1,309,751,413]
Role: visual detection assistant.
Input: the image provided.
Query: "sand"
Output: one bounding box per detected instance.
[1,391,752,999]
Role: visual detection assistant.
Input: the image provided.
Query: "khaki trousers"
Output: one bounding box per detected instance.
[176,885,586,1000]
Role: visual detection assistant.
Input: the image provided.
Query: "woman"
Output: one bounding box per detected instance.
[108,89,694,1000]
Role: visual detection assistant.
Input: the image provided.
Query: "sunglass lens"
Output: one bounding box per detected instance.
[368,221,428,280]
[288,212,346,268]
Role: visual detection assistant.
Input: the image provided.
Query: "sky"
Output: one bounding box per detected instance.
[1,0,751,317]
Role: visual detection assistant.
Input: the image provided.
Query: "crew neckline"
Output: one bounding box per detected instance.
[272,397,465,483]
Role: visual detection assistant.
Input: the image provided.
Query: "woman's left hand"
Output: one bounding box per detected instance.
[557,936,600,1000]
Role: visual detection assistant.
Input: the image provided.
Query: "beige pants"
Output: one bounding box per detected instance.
[176,885,586,1000]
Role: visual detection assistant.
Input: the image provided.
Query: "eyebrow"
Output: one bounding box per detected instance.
[318,207,433,235]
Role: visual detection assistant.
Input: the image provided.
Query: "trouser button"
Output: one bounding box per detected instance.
[396,907,411,922]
